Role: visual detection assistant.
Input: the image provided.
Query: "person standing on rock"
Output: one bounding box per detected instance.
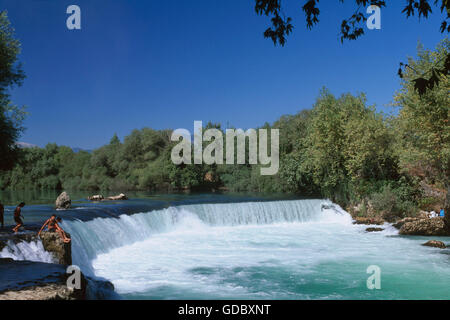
[12,202,25,233]
[38,215,71,243]
[0,201,4,229]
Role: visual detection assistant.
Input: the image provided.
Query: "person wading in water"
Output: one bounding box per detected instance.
[0,201,4,229]
[12,202,25,233]
[38,215,71,243]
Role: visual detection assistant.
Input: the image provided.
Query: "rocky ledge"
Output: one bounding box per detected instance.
[0,228,115,300]
[40,231,72,265]
[397,217,450,236]
[0,229,72,265]
[0,258,87,300]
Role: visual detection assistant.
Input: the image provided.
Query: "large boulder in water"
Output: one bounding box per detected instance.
[422,240,447,249]
[399,217,449,236]
[55,192,71,209]
[39,232,72,265]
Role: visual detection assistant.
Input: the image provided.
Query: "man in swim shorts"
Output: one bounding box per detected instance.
[12,202,25,233]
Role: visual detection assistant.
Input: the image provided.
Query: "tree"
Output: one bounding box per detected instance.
[110,133,120,145]
[394,39,449,226]
[255,1,450,93]
[255,0,449,46]
[300,89,398,203]
[0,10,26,171]
[394,40,449,182]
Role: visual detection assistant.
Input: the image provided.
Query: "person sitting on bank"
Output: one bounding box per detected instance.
[12,202,25,233]
[38,215,71,243]
[0,201,4,229]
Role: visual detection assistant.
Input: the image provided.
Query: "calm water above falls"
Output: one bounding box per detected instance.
[1,194,449,300]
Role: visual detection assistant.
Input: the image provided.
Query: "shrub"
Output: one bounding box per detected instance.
[370,185,418,222]
[418,197,441,211]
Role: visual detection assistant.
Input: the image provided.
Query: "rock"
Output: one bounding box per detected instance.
[39,231,72,265]
[422,240,447,249]
[0,259,87,300]
[85,278,117,299]
[418,211,431,219]
[88,195,104,201]
[88,194,128,201]
[392,217,420,229]
[353,217,384,225]
[55,191,71,209]
[106,193,128,201]
[0,283,86,300]
[399,217,449,236]
[366,227,384,232]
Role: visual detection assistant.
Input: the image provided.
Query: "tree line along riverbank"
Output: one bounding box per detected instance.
[0,40,449,226]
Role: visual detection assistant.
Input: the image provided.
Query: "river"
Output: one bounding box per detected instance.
[1,192,449,299]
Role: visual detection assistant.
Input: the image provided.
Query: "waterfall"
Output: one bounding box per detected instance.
[0,240,56,264]
[60,199,350,274]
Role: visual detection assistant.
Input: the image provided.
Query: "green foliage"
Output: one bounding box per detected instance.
[394,39,450,187]
[255,1,448,46]
[0,40,447,223]
[288,89,399,205]
[0,11,26,171]
[370,185,417,222]
[0,129,173,191]
[418,197,441,211]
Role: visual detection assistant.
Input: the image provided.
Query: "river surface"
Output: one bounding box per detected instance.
[1,192,449,300]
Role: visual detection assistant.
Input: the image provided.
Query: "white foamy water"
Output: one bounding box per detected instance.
[57,199,450,300]
[0,240,56,264]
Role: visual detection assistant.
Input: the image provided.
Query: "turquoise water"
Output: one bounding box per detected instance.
[68,199,450,300]
[1,194,449,300]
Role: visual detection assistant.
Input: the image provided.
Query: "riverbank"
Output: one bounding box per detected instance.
[0,227,115,300]
[349,209,450,236]
[0,258,86,300]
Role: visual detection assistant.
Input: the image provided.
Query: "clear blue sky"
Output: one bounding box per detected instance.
[1,0,446,149]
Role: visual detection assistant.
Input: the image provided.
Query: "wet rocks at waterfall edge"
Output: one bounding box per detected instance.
[0,226,114,300]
